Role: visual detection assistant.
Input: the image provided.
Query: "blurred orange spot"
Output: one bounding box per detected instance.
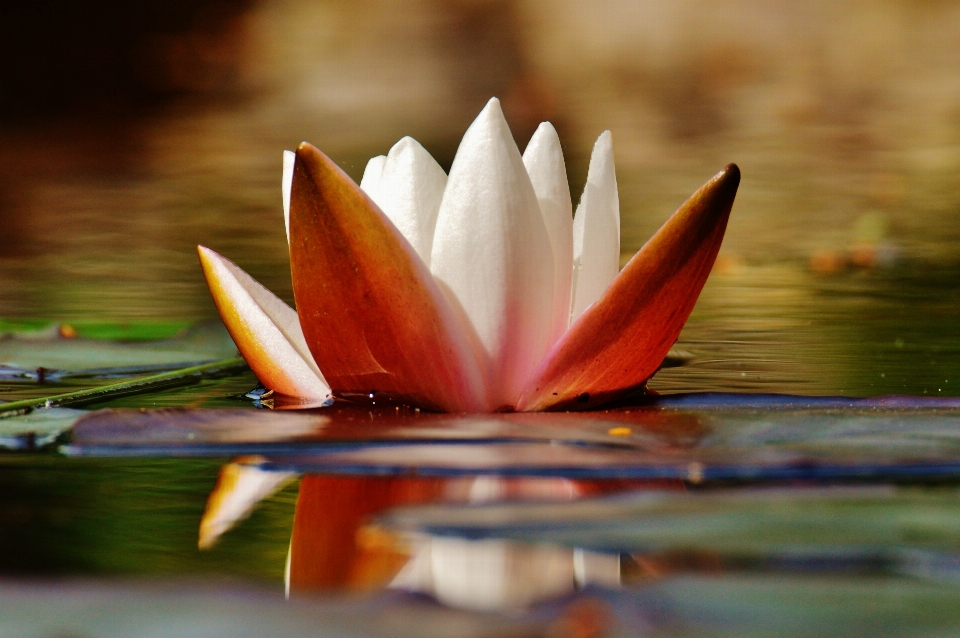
[809,249,847,274]
[712,252,744,275]
[607,427,632,437]
[547,597,614,638]
[58,324,78,339]
[850,243,876,269]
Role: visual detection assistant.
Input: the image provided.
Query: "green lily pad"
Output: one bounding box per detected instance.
[0,321,237,379]
[0,581,536,638]
[0,408,84,450]
[379,486,960,560]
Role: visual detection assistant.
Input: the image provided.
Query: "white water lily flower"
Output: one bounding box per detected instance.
[199,98,739,412]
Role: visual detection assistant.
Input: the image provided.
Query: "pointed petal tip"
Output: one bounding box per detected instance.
[589,130,612,157]
[534,120,557,135]
[392,136,416,151]
[295,140,321,164]
[293,142,362,198]
[697,163,741,220]
[476,97,506,124]
[197,244,215,266]
[715,162,740,189]
[524,121,561,157]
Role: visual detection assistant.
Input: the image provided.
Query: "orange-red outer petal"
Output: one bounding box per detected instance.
[289,142,486,413]
[517,164,740,411]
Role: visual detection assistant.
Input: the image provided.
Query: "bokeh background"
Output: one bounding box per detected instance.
[4,0,960,396]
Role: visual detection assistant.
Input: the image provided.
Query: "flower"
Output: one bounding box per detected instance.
[198,98,739,413]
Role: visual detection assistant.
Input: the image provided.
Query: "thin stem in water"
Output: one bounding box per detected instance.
[0,357,247,418]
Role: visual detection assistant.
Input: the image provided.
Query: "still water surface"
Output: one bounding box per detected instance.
[5,1,960,633]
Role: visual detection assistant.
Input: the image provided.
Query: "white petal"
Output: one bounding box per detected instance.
[359,154,387,197]
[198,246,330,400]
[282,150,296,244]
[368,137,447,265]
[431,98,554,408]
[523,122,573,348]
[570,131,620,324]
[199,461,297,549]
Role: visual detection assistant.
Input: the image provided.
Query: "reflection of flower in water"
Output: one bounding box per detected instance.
[199,465,675,610]
[288,475,628,609]
[199,98,738,413]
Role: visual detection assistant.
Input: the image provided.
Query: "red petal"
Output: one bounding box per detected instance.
[517,164,740,411]
[289,142,487,413]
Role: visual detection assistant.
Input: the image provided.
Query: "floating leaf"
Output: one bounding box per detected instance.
[0,407,83,450]
[0,322,238,380]
[0,580,539,638]
[64,402,960,482]
[66,405,702,454]
[379,486,960,558]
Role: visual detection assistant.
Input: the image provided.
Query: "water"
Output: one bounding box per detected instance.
[5,0,960,634]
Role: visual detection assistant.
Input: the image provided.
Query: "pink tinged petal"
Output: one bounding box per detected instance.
[197,246,331,400]
[430,98,555,409]
[199,459,297,549]
[517,164,741,412]
[570,131,620,324]
[289,142,487,413]
[359,154,387,196]
[523,122,574,349]
[367,137,447,266]
[282,150,296,244]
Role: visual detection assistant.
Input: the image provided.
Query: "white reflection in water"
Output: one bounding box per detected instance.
[390,535,620,612]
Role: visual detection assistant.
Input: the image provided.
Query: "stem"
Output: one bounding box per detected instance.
[0,357,248,418]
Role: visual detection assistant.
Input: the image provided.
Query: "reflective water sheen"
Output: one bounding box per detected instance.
[5,0,960,635]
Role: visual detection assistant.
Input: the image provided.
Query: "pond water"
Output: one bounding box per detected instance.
[5,0,960,635]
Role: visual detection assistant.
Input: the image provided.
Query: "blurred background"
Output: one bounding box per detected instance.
[3,0,960,396]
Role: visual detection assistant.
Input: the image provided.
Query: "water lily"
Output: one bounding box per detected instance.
[198,98,739,413]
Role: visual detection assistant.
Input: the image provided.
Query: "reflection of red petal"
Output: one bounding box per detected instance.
[289,143,486,413]
[288,475,683,593]
[288,476,446,592]
[518,165,740,411]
